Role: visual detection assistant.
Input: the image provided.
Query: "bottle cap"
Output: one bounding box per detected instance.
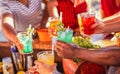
[10,46,16,52]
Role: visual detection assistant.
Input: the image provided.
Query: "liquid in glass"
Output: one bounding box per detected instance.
[78,12,96,36]
[37,51,54,66]
[17,32,33,54]
[57,28,73,43]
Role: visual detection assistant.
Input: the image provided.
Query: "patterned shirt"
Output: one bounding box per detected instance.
[0,0,43,32]
[57,0,87,30]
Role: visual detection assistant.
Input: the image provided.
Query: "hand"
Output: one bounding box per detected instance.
[55,40,78,59]
[15,37,24,54]
[91,21,106,34]
[34,60,57,74]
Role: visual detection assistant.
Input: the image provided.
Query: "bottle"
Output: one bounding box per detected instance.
[2,57,14,74]
[10,45,24,72]
[26,55,34,70]
[10,45,19,72]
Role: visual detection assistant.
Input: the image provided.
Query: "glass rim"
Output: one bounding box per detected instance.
[77,12,95,17]
[37,51,54,58]
[48,17,59,21]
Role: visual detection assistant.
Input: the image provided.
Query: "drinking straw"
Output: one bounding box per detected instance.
[60,12,62,22]
[66,26,70,33]
[52,37,57,54]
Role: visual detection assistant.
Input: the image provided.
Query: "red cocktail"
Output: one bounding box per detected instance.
[78,12,96,36]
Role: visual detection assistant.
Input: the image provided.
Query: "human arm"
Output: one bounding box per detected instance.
[102,11,120,24]
[47,0,59,18]
[92,10,120,34]
[55,40,120,66]
[39,0,49,28]
[92,20,120,34]
[1,12,23,53]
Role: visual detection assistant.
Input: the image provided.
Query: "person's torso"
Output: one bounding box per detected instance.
[101,0,120,17]
[57,0,87,30]
[2,0,43,32]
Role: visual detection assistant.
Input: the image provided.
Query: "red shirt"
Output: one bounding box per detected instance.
[57,0,87,30]
[101,0,120,17]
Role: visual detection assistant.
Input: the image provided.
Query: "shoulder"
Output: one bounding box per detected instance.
[0,4,13,18]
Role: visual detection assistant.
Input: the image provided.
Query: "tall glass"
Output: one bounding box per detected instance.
[17,32,33,54]
[48,17,62,37]
[57,28,73,43]
[78,12,96,36]
[37,51,54,66]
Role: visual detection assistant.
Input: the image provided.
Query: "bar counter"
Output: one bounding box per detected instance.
[0,37,64,73]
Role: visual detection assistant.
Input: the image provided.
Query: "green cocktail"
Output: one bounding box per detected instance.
[57,28,73,43]
[17,32,33,54]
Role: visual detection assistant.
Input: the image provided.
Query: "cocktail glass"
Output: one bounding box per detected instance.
[17,32,33,54]
[57,28,73,43]
[77,12,96,37]
[37,51,54,66]
[48,17,62,37]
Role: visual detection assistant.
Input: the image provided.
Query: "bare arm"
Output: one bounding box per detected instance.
[1,12,23,53]
[92,13,120,34]
[75,46,120,66]
[47,0,59,17]
[102,11,120,24]
[55,41,120,66]
[1,12,17,43]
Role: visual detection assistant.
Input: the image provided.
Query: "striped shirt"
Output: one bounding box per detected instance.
[0,0,43,32]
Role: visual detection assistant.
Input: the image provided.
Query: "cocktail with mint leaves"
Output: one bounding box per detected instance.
[57,27,73,43]
[17,25,34,54]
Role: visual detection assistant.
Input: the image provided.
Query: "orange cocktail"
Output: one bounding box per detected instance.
[48,17,62,37]
[78,12,96,36]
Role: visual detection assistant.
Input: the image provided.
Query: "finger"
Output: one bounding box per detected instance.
[90,23,98,29]
[35,60,49,67]
[34,60,42,65]
[55,40,67,49]
[56,40,66,45]
[17,48,23,54]
[51,63,57,70]
[55,48,61,54]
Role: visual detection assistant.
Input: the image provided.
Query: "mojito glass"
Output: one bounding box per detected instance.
[17,32,33,54]
[37,51,54,66]
[57,28,73,43]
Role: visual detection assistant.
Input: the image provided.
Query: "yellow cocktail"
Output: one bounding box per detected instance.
[37,51,54,66]
[48,17,63,37]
